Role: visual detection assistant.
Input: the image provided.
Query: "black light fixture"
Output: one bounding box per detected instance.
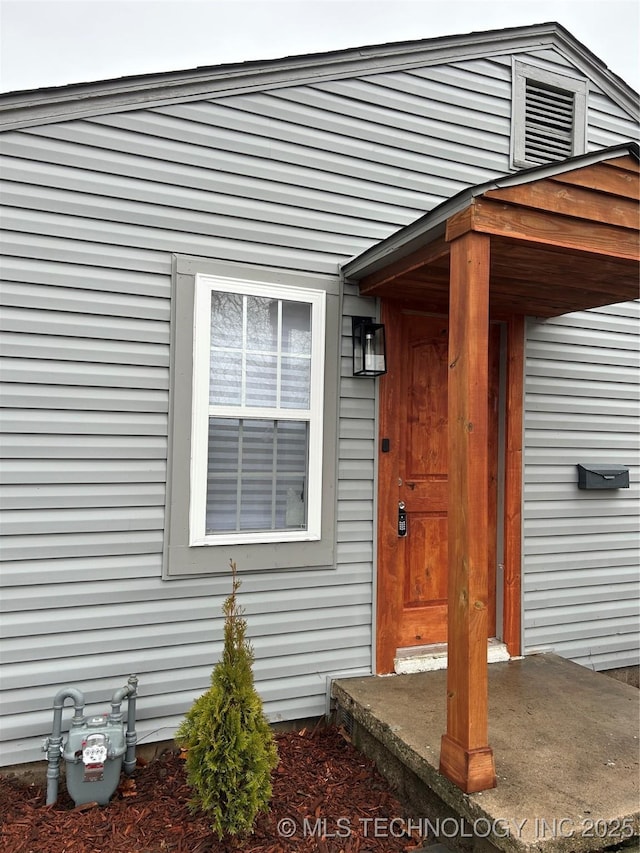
[352,316,387,377]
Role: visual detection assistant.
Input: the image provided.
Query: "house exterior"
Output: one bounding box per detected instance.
[0,22,638,773]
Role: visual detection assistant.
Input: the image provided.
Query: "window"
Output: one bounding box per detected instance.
[512,61,587,169]
[190,276,325,546]
[164,257,338,577]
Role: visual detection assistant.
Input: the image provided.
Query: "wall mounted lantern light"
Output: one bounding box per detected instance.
[352,316,387,377]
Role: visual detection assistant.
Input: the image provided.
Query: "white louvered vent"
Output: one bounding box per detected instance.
[524,81,575,164]
[512,61,587,170]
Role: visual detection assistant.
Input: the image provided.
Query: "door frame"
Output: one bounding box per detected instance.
[374,301,524,674]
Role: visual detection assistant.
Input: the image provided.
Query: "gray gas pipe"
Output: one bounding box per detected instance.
[43,675,138,806]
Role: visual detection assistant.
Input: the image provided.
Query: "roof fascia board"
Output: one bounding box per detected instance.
[548,27,639,120]
[342,142,639,281]
[1,22,631,131]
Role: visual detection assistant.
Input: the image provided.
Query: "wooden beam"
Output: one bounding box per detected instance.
[484,179,639,229]
[358,236,450,294]
[439,230,496,794]
[553,159,639,197]
[606,155,640,174]
[446,197,639,260]
[502,315,524,657]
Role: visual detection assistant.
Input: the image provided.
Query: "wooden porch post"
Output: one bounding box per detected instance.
[439,230,497,794]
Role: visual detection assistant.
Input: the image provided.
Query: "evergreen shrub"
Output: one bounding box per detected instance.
[176,561,279,839]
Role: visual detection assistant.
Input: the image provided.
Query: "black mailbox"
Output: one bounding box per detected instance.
[577,464,630,490]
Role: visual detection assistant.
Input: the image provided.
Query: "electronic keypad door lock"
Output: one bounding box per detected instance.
[398,501,407,537]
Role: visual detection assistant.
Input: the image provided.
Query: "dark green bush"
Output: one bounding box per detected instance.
[176,561,278,839]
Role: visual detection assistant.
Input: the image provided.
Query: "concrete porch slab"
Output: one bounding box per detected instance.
[332,654,639,853]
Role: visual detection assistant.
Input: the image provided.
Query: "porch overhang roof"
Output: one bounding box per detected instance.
[342,142,639,318]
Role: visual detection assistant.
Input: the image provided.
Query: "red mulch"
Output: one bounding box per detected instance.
[0,726,425,853]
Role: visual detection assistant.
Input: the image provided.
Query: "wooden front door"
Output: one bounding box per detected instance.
[376,305,500,673]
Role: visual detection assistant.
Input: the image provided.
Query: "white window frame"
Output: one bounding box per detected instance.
[511,60,587,170]
[189,274,326,547]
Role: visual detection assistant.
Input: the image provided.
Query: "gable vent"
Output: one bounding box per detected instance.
[524,81,575,164]
[512,61,587,170]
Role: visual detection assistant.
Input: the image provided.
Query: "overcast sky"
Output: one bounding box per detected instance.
[0,0,638,95]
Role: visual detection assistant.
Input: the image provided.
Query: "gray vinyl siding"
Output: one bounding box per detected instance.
[0,45,638,766]
[522,304,640,670]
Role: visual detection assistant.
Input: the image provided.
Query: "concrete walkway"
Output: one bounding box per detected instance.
[333,654,639,853]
